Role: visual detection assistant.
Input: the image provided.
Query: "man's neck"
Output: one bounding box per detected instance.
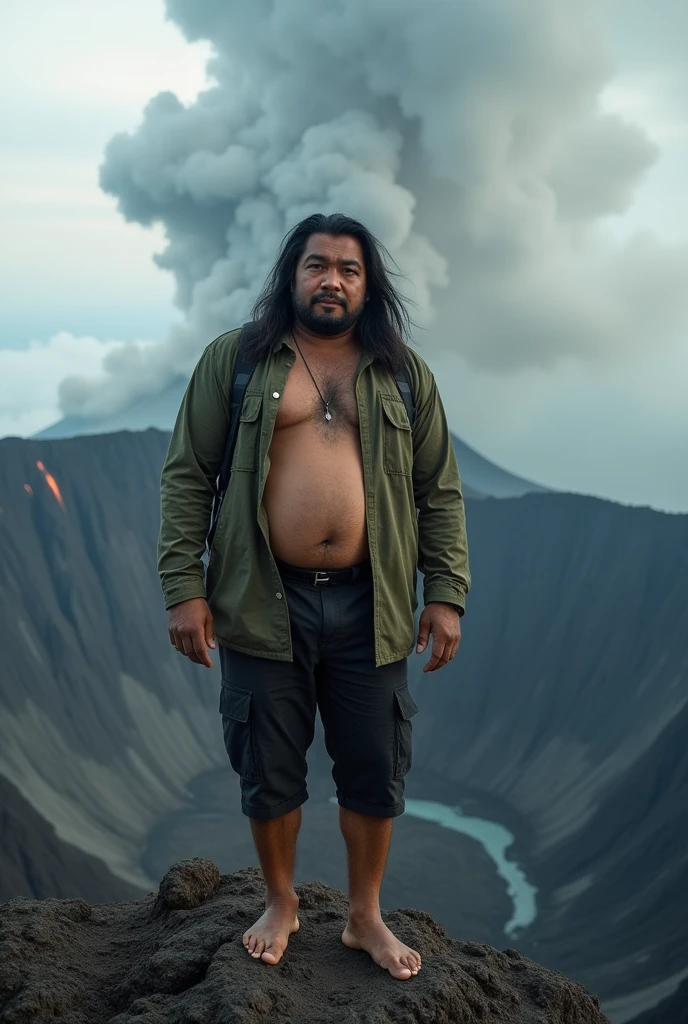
[290,323,360,356]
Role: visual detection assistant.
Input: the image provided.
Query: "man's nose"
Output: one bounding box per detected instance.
[320,269,342,290]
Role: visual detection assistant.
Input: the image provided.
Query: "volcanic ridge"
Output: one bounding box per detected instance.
[0,858,610,1024]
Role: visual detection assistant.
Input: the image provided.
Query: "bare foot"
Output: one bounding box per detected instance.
[342,913,421,980]
[243,895,300,965]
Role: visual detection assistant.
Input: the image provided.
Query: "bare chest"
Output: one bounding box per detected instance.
[275,352,361,435]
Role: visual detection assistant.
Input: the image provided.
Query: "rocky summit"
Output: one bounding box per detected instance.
[0,858,609,1024]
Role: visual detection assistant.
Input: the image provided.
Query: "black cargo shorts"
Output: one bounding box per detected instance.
[218,558,419,821]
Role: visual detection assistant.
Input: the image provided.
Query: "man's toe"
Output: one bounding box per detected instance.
[251,939,266,958]
[262,943,281,965]
[392,962,412,979]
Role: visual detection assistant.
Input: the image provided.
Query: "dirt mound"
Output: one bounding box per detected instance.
[0,858,609,1023]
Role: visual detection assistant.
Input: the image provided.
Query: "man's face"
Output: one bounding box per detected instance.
[292,233,367,336]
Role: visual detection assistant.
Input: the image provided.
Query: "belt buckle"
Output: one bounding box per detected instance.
[313,571,330,585]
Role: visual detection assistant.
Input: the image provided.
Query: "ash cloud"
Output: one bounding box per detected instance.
[59,0,687,417]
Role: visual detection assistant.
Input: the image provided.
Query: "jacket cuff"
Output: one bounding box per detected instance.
[162,575,207,611]
[423,581,466,617]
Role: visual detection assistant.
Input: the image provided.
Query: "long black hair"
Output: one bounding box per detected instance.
[247,213,415,374]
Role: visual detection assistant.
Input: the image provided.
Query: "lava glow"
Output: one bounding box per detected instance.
[35,460,66,511]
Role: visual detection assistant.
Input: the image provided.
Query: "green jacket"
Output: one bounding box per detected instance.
[157,328,471,667]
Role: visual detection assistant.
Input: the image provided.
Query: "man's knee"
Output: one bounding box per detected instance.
[242,786,309,821]
[329,680,419,815]
[337,782,407,818]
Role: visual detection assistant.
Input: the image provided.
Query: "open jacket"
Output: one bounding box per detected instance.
[157,328,471,667]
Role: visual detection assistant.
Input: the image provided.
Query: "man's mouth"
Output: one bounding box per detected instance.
[315,296,343,307]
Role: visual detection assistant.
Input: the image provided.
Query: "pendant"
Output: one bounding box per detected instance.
[324,405,332,421]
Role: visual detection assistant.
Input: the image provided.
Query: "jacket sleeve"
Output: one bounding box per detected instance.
[157,336,233,611]
[410,356,471,615]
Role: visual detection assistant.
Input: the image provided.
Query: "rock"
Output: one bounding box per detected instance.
[0,861,610,1024]
[154,858,221,913]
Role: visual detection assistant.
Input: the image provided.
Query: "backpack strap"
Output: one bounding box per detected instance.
[218,324,259,493]
[394,365,415,428]
[206,323,258,553]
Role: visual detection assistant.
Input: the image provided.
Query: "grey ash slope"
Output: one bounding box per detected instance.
[0,777,140,904]
[408,491,688,1019]
[0,429,686,1023]
[0,429,222,891]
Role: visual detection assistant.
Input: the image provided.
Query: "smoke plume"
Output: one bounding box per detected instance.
[58,0,688,418]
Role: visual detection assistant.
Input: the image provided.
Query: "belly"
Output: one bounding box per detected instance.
[263,425,368,568]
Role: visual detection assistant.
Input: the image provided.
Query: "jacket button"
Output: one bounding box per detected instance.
[276,591,283,599]
[272,391,280,398]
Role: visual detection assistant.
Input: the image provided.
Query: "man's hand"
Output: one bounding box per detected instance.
[168,597,216,668]
[416,602,461,673]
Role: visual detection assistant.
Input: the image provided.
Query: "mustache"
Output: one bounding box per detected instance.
[312,292,345,306]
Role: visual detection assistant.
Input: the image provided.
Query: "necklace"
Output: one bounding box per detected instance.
[291,333,332,421]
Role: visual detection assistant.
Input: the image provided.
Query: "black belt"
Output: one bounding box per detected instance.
[275,558,372,586]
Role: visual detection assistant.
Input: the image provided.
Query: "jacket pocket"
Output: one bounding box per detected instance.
[219,683,262,781]
[231,393,263,472]
[381,394,413,476]
[392,683,419,778]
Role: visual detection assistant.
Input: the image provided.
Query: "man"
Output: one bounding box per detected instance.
[158,212,471,981]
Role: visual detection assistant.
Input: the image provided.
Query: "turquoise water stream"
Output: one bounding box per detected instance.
[404,799,537,937]
[331,796,537,937]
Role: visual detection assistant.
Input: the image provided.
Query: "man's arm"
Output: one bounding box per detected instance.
[157,336,233,611]
[410,357,471,616]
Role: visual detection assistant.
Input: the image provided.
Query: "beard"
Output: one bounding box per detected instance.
[292,290,365,336]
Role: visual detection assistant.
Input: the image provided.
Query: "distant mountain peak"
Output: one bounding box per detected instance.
[33,376,551,501]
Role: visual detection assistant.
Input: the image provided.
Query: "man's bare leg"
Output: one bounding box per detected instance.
[243,806,301,964]
[340,807,422,979]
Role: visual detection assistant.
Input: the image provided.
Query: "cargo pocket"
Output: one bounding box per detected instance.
[381,394,413,476]
[230,393,263,472]
[219,684,261,781]
[393,684,419,779]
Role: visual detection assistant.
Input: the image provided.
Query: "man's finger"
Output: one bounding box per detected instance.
[416,626,430,653]
[436,642,452,669]
[438,646,452,668]
[423,637,447,673]
[180,636,200,663]
[439,638,460,667]
[192,629,213,668]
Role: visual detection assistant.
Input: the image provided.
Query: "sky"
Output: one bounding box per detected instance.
[1,0,687,513]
